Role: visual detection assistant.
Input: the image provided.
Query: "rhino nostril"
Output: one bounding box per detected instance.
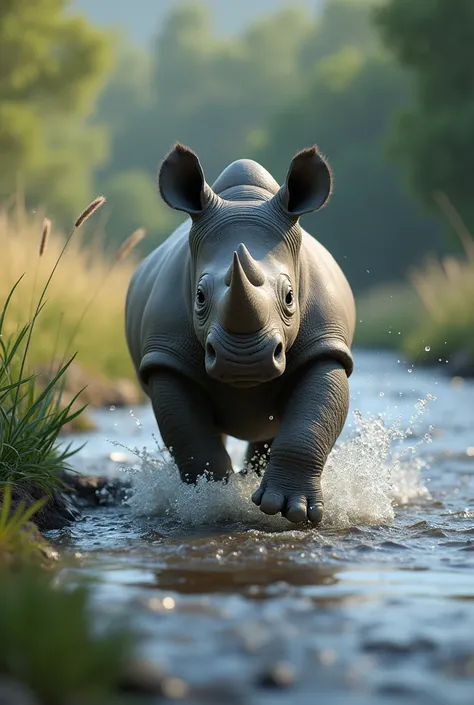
[206,341,217,364]
[273,342,283,362]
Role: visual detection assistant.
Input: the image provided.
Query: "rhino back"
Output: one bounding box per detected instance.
[212,159,279,196]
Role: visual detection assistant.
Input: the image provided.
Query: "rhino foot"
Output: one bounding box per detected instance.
[251,470,323,525]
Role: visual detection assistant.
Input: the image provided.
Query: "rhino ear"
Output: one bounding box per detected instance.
[278,146,332,217]
[158,143,213,217]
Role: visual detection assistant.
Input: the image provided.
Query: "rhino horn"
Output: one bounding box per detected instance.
[224,243,265,287]
[221,250,268,334]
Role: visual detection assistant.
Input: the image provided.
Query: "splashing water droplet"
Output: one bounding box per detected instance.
[110,405,115,411]
[269,415,274,421]
[424,346,431,352]
[379,392,385,397]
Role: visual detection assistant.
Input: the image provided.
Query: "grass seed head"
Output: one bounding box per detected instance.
[116,228,146,262]
[39,218,51,257]
[74,196,106,228]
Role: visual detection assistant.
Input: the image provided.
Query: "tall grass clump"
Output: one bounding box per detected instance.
[404,193,474,363]
[0,198,108,498]
[0,196,146,524]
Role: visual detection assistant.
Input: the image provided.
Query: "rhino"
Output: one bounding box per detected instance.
[125,143,355,525]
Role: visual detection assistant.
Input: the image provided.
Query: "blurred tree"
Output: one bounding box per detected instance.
[95,2,313,180]
[90,0,453,287]
[93,2,314,246]
[256,48,447,292]
[101,170,180,254]
[374,0,474,228]
[301,0,380,68]
[0,0,110,221]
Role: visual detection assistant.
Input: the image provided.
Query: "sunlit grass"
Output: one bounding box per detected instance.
[0,205,137,381]
[0,486,48,564]
[404,193,474,363]
[405,252,474,360]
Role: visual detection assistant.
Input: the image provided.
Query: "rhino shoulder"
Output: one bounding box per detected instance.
[287,231,356,377]
[125,220,205,391]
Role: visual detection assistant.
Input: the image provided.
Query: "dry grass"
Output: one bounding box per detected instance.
[356,194,474,363]
[405,252,474,359]
[0,205,138,380]
[404,193,474,360]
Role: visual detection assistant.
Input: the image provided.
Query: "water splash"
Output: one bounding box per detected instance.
[118,399,433,530]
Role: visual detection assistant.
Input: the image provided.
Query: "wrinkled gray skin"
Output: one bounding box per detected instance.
[125,143,355,525]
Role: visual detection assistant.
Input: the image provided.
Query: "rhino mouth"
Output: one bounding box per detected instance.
[225,376,269,388]
[204,329,285,385]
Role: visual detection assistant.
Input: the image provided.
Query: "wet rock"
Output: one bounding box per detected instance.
[58,470,132,508]
[257,661,297,689]
[117,658,167,696]
[161,677,190,699]
[118,660,190,700]
[363,637,437,656]
[377,682,418,696]
[0,483,80,533]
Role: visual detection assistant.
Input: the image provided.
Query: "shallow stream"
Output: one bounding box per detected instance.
[49,350,474,704]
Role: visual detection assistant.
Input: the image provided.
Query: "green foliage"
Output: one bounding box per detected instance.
[0,485,47,563]
[0,567,136,703]
[0,276,84,493]
[0,0,111,224]
[404,251,474,362]
[256,45,447,292]
[374,0,474,229]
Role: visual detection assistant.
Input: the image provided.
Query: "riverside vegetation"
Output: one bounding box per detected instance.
[356,193,474,375]
[0,198,151,704]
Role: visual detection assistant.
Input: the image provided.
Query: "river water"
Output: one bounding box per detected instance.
[49,350,474,704]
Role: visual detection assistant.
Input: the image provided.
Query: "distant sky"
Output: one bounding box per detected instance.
[73,0,323,46]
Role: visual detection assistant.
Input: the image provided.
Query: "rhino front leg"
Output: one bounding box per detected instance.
[252,359,349,525]
[148,371,232,483]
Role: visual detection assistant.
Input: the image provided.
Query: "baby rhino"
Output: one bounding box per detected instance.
[125,144,355,525]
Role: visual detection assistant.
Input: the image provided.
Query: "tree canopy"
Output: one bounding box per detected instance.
[375,0,474,228]
[0,0,110,220]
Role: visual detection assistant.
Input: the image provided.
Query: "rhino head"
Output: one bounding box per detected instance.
[158,144,332,387]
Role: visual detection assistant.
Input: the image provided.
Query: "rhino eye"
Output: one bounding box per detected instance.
[196,287,206,305]
[285,289,294,306]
